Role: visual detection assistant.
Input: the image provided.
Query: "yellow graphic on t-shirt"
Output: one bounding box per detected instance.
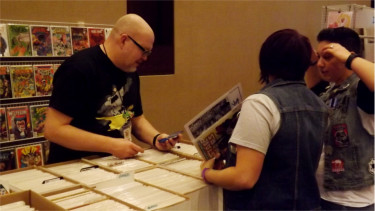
[96,106,134,131]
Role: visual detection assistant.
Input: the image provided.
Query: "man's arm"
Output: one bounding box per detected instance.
[44,107,144,158]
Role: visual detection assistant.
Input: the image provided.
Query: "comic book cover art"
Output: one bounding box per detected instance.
[71,27,89,54]
[0,65,12,98]
[184,83,243,169]
[0,148,15,172]
[30,25,53,56]
[0,24,10,57]
[53,63,61,72]
[0,107,8,142]
[30,104,48,137]
[51,26,72,56]
[9,65,36,98]
[88,27,105,47]
[327,11,353,28]
[6,105,32,141]
[7,24,32,56]
[15,143,44,168]
[33,64,54,96]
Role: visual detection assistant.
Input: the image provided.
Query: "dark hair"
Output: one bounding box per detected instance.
[317,27,361,56]
[259,29,312,84]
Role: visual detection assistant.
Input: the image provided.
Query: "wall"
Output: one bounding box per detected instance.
[0,0,370,142]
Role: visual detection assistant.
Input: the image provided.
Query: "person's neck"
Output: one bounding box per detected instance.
[334,70,354,85]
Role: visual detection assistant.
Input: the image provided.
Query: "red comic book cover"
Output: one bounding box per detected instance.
[88,27,105,47]
[33,64,54,96]
[30,25,53,56]
[7,24,32,56]
[51,26,72,56]
[9,65,36,98]
[15,143,44,168]
[0,65,12,98]
[6,105,32,141]
[71,27,89,54]
[0,107,8,142]
[30,104,48,137]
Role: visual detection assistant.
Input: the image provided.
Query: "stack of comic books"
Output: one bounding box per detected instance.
[184,83,243,169]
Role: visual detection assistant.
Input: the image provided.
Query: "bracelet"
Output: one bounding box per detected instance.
[201,168,211,184]
[345,53,359,70]
[152,133,161,147]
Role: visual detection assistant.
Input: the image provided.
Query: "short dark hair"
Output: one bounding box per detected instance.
[317,27,361,56]
[259,29,312,84]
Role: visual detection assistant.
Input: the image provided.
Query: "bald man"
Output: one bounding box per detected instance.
[45,14,181,164]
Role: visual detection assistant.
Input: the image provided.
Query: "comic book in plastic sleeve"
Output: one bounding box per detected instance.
[6,105,32,141]
[184,83,243,169]
[0,107,8,142]
[30,25,53,56]
[0,148,16,172]
[7,24,32,56]
[0,23,10,57]
[33,64,54,96]
[51,25,72,56]
[71,27,89,54]
[88,27,105,47]
[0,65,12,98]
[30,104,48,137]
[15,143,44,168]
[105,28,112,40]
[9,65,36,98]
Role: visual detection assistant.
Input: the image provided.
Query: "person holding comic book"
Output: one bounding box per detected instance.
[314,27,374,210]
[44,14,182,164]
[200,29,329,210]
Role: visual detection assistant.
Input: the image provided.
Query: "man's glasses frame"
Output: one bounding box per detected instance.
[128,35,152,57]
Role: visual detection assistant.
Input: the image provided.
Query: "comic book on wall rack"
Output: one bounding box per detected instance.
[30,104,48,137]
[105,28,112,40]
[88,27,105,47]
[30,25,53,56]
[51,25,72,56]
[9,65,36,98]
[7,24,32,56]
[33,64,54,96]
[0,65,12,99]
[6,105,32,141]
[0,107,8,142]
[184,83,243,169]
[0,24,10,57]
[15,143,44,168]
[71,27,89,54]
[0,148,16,172]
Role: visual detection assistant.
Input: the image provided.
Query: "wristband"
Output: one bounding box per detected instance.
[345,53,359,70]
[153,133,161,147]
[201,168,211,184]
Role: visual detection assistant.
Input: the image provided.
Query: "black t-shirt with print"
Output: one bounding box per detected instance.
[48,45,143,163]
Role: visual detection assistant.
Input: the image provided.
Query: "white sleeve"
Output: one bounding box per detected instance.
[229,94,280,155]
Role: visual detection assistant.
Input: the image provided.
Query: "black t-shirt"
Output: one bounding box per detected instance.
[48,46,143,163]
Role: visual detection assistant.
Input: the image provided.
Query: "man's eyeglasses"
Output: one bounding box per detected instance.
[128,35,152,57]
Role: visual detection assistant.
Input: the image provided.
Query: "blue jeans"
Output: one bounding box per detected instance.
[321,199,374,211]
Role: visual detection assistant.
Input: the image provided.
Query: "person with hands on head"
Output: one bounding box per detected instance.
[201,29,329,210]
[315,27,374,210]
[44,14,181,164]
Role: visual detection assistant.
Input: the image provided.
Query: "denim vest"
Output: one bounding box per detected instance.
[224,79,329,210]
[320,74,374,191]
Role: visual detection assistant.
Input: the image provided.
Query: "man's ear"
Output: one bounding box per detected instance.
[119,33,128,48]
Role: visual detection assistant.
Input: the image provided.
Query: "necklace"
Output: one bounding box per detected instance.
[102,43,108,56]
